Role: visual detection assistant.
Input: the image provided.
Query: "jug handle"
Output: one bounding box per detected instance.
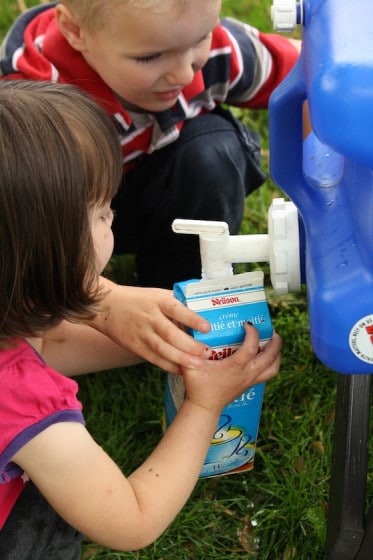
[269,59,309,209]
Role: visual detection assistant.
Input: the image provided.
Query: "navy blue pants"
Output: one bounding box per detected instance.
[112,107,266,288]
[0,483,83,560]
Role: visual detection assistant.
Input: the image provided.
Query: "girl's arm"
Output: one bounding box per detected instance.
[88,277,212,374]
[13,325,281,552]
[37,275,216,375]
[37,320,143,376]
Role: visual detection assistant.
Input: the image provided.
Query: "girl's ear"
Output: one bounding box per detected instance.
[55,4,88,53]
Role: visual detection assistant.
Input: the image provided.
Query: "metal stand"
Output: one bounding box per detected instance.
[325,374,372,559]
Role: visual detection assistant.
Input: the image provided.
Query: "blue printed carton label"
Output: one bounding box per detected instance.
[164,271,272,478]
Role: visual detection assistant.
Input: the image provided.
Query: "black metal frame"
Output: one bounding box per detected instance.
[325,374,372,559]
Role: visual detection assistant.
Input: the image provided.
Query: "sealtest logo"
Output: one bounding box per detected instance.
[211,295,240,306]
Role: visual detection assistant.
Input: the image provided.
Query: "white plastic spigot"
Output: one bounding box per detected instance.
[172,198,301,294]
[172,220,233,279]
[271,0,303,32]
[267,198,301,293]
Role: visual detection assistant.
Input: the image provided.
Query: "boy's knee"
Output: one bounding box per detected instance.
[176,111,265,195]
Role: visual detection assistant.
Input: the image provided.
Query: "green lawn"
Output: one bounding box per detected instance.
[1,2,372,559]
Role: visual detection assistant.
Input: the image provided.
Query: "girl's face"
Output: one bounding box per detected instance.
[91,203,115,273]
[75,0,222,112]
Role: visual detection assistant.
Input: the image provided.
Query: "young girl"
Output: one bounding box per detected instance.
[0,80,282,559]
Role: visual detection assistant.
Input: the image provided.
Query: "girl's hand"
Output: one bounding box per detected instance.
[89,278,211,374]
[183,323,282,414]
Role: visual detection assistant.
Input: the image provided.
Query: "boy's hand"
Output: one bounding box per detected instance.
[90,278,211,374]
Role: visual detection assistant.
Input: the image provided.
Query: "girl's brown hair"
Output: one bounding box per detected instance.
[0,80,122,345]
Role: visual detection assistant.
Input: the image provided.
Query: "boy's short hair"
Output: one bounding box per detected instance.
[61,0,187,30]
[61,0,131,30]
[0,80,122,345]
[61,0,112,30]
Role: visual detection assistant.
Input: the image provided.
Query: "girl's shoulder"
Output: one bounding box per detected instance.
[0,339,83,435]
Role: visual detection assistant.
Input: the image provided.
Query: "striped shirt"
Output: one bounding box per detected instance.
[0,3,298,169]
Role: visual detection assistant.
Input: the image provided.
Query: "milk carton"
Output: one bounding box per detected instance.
[163,271,273,478]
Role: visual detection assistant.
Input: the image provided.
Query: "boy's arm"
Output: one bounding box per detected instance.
[218,18,300,109]
[250,30,300,107]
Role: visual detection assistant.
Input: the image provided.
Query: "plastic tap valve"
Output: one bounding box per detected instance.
[172,198,301,294]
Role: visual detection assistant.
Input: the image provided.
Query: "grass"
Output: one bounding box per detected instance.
[2,1,372,559]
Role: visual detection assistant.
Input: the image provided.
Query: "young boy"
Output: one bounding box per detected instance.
[0,1,299,288]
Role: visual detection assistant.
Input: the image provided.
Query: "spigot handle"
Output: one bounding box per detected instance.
[172,219,229,239]
[172,219,232,279]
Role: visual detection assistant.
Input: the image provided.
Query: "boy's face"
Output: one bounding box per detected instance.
[67,0,221,112]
